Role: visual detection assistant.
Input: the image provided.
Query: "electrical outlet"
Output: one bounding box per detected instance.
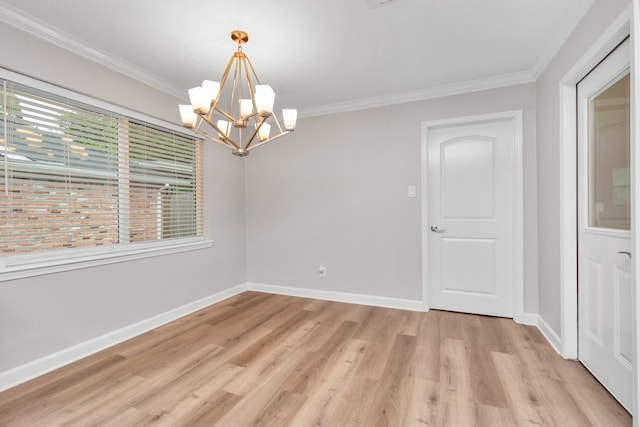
[318,265,327,278]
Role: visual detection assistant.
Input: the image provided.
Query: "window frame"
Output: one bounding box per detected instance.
[0,68,212,282]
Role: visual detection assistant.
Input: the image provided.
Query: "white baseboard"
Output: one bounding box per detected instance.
[514,312,538,326]
[0,282,422,393]
[510,312,566,358]
[536,315,562,355]
[246,282,424,312]
[0,284,247,392]
[1,282,561,394]
[519,313,565,357]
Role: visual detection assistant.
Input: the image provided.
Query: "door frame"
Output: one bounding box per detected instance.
[421,110,525,322]
[559,4,638,421]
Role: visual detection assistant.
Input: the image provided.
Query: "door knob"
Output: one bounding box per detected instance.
[430,225,445,233]
[617,251,632,258]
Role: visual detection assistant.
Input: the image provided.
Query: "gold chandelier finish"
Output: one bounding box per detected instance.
[230,30,249,44]
[179,30,297,157]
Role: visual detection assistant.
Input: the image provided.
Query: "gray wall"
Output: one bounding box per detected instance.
[536,0,631,335]
[1,0,632,378]
[0,24,247,372]
[246,84,539,311]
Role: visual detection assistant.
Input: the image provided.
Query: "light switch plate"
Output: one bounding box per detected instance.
[408,185,416,197]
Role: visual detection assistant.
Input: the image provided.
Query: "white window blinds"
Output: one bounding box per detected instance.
[0,81,203,255]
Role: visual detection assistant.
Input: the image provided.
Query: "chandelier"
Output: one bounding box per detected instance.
[178,30,297,157]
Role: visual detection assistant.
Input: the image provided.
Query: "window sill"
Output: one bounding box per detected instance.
[0,238,214,282]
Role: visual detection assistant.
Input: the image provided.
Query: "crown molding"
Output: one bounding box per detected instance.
[530,0,596,79]
[1,0,585,119]
[298,70,536,118]
[0,1,184,99]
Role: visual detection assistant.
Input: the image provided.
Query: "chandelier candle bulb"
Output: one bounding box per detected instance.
[179,105,197,128]
[240,99,253,118]
[188,86,211,114]
[202,80,221,103]
[258,123,271,141]
[217,120,230,138]
[178,30,297,157]
[254,85,275,115]
[282,109,297,131]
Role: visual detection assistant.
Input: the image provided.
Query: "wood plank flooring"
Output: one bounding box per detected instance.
[0,292,631,426]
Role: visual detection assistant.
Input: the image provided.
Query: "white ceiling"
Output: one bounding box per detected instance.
[0,0,594,116]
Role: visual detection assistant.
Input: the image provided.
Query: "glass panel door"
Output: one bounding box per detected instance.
[588,73,631,230]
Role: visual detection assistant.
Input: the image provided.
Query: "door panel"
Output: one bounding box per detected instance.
[584,257,603,345]
[614,265,633,366]
[427,118,515,317]
[441,237,495,294]
[442,137,495,218]
[577,37,632,412]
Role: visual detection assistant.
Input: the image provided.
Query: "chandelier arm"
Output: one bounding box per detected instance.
[213,106,236,123]
[194,118,205,132]
[229,56,241,117]
[208,136,236,150]
[246,130,290,153]
[198,114,241,150]
[244,55,262,85]
[212,54,238,117]
[238,54,245,112]
[218,55,236,95]
[243,115,267,151]
[241,57,257,102]
[192,127,236,149]
[241,111,260,121]
[271,113,285,134]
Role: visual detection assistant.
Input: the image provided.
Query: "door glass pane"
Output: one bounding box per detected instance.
[588,72,630,230]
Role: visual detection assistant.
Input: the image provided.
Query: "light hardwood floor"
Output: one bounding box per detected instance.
[0,292,632,426]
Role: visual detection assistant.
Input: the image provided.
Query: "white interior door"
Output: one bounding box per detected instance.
[578,38,633,413]
[426,115,517,318]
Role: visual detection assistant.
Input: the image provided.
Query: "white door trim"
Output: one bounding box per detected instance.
[421,110,524,322]
[558,6,631,358]
[559,3,638,422]
[633,1,640,421]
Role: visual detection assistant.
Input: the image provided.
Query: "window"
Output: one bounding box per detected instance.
[0,77,205,275]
